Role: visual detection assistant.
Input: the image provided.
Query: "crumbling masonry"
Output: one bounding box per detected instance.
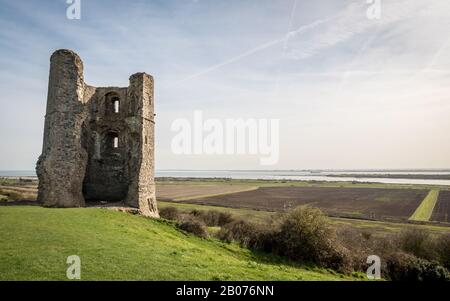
[36,49,158,217]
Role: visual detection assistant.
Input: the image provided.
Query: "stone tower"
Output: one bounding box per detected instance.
[36,49,158,217]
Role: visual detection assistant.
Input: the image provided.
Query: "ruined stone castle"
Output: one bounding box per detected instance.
[36,49,158,217]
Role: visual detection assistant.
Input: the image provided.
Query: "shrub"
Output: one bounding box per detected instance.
[334,227,450,276]
[159,206,180,221]
[177,217,208,238]
[435,234,450,270]
[386,252,450,281]
[217,219,259,246]
[396,229,437,260]
[275,206,332,258]
[189,209,201,217]
[275,206,352,272]
[361,231,372,241]
[191,210,234,227]
[217,219,276,251]
[210,210,234,226]
[336,227,373,271]
[253,228,280,252]
[218,207,353,272]
[0,190,23,201]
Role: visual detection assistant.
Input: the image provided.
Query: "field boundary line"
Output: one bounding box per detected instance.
[409,189,440,221]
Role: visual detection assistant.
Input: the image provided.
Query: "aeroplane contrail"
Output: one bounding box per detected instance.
[173,15,335,85]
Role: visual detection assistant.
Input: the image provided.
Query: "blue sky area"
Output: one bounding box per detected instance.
[1,0,449,170]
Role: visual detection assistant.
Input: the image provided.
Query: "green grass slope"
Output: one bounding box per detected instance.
[0,206,358,280]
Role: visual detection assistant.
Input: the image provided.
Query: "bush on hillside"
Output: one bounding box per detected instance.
[218,219,277,252]
[177,216,208,238]
[275,206,352,272]
[336,226,374,271]
[435,234,450,270]
[185,204,450,277]
[218,219,259,245]
[386,252,450,281]
[396,229,437,260]
[159,206,180,221]
[190,209,234,227]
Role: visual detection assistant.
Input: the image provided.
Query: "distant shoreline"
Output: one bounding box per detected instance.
[2,170,450,186]
[326,174,450,180]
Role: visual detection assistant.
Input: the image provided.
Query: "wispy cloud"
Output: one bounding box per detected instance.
[172,15,334,86]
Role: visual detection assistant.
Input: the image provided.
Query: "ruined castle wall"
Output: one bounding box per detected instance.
[82,87,130,202]
[36,50,88,207]
[37,50,158,216]
[125,73,158,217]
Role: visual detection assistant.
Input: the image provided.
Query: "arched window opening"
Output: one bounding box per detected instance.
[102,132,120,156]
[113,98,120,113]
[105,92,120,116]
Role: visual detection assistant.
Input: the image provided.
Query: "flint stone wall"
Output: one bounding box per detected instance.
[36,49,158,217]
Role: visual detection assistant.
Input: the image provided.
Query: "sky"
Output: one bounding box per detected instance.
[0,0,450,170]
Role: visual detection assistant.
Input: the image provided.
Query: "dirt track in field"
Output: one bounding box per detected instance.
[431,190,450,222]
[180,186,428,220]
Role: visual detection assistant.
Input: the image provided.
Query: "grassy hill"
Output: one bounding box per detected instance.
[0,206,360,280]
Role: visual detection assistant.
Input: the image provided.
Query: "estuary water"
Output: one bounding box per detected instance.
[2,170,450,186]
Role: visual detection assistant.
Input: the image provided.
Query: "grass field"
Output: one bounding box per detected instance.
[0,206,360,280]
[180,186,428,221]
[409,189,440,221]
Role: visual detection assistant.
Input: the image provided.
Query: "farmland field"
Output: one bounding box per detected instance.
[179,186,429,220]
[156,182,257,201]
[432,190,450,222]
[2,177,450,228]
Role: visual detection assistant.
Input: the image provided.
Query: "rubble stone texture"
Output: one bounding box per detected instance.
[36,49,158,217]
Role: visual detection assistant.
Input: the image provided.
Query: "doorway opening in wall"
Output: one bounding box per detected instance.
[82,130,128,206]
